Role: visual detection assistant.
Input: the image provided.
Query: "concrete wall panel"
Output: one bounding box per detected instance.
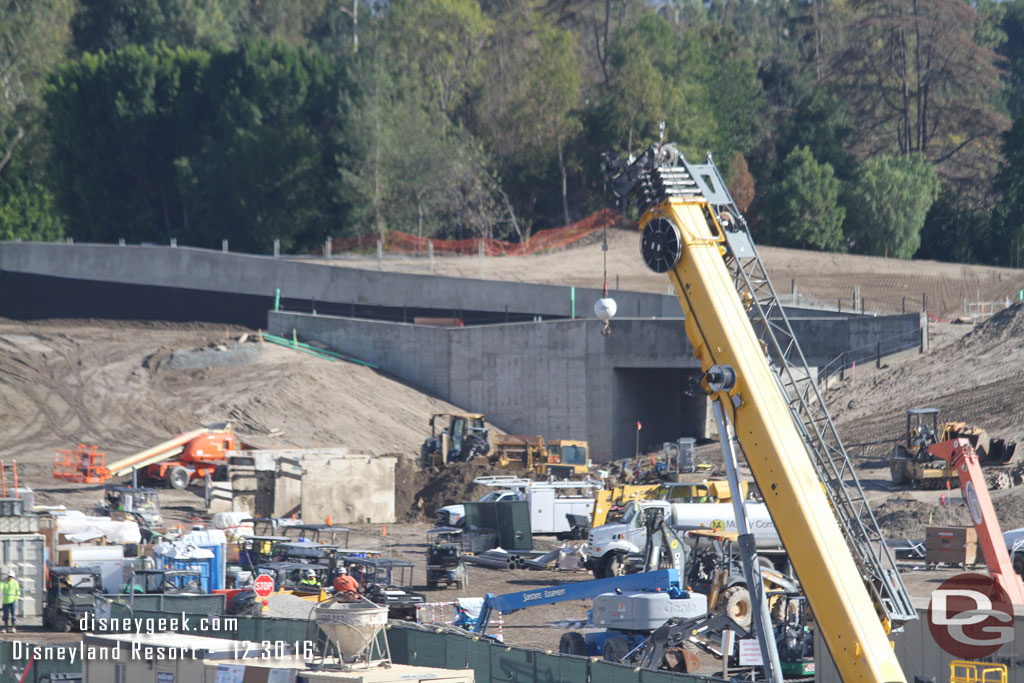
[300,454,396,524]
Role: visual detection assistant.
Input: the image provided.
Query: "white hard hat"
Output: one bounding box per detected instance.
[5,570,13,577]
[303,568,316,578]
[338,566,348,574]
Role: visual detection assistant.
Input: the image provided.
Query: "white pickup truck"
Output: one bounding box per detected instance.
[438,490,522,527]
[586,499,782,578]
[438,484,596,535]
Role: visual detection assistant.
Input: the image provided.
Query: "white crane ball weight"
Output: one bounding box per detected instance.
[594,297,617,322]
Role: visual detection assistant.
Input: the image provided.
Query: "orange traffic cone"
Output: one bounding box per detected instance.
[326,515,332,526]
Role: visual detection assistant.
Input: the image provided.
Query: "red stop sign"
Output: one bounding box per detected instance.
[253,574,275,598]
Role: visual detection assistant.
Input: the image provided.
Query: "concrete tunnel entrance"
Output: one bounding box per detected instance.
[611,368,708,463]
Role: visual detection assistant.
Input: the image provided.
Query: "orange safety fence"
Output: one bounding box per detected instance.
[323,208,625,256]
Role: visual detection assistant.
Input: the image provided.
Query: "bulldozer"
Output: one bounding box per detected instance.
[491,434,591,477]
[421,413,491,467]
[890,408,1018,490]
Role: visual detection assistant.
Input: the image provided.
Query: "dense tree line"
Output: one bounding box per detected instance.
[2,0,1024,266]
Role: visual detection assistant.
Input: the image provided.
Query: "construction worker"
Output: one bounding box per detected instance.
[2,570,19,632]
[299,568,320,589]
[332,566,360,595]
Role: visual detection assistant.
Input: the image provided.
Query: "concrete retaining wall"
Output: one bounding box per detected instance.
[269,311,923,461]
[0,242,680,325]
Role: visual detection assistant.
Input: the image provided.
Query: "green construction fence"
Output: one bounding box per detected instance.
[0,613,721,683]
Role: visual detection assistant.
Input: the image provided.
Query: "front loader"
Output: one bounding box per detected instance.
[890,408,1018,490]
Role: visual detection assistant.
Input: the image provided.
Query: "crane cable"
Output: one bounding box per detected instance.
[600,223,611,336]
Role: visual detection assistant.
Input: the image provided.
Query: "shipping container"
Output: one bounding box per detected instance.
[0,533,45,617]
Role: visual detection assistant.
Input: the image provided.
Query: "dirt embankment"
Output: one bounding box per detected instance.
[318,226,1024,318]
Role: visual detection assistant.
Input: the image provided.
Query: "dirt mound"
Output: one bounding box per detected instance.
[873,488,1024,539]
[393,453,430,522]
[939,302,1024,359]
[412,460,494,518]
[0,319,472,463]
[873,499,972,539]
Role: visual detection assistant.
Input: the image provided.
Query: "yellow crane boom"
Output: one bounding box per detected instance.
[604,144,912,682]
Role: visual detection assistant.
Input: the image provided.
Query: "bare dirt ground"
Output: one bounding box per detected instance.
[316,227,1024,318]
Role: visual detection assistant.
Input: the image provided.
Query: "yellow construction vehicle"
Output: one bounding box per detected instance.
[491,434,591,477]
[591,484,661,527]
[605,139,914,681]
[655,480,749,503]
[420,413,491,467]
[890,408,1018,489]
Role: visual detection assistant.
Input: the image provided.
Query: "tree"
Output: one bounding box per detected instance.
[0,157,64,241]
[723,152,755,213]
[600,13,716,156]
[45,45,210,243]
[844,153,940,259]
[831,1,1008,194]
[916,185,989,265]
[45,40,348,251]
[1001,1,1024,121]
[70,0,327,55]
[990,117,1024,268]
[474,4,582,233]
[776,88,855,180]
[0,0,74,178]
[382,0,493,118]
[763,146,845,251]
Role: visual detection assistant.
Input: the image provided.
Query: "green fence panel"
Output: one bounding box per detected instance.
[590,659,643,683]
[444,632,492,680]
[640,668,701,683]
[490,642,538,682]
[533,649,588,683]
[386,625,410,664]
[464,637,493,681]
[404,628,447,669]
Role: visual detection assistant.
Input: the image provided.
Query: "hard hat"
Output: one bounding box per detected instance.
[5,570,13,577]
[303,568,316,578]
[338,566,348,574]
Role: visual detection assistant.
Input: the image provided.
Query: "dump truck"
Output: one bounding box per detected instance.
[890,408,1018,490]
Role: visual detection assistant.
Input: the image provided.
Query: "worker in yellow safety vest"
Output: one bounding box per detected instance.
[299,568,320,589]
[2,570,20,632]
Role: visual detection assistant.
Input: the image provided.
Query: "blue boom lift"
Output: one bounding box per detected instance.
[458,569,707,659]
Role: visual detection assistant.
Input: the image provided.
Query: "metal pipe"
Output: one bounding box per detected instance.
[712,399,783,683]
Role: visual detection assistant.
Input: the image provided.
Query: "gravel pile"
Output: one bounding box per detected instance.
[266,592,321,620]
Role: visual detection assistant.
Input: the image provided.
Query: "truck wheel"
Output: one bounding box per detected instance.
[600,553,625,579]
[167,466,190,490]
[1013,554,1024,577]
[53,613,71,632]
[720,585,752,629]
[603,636,629,662]
[559,632,586,656]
